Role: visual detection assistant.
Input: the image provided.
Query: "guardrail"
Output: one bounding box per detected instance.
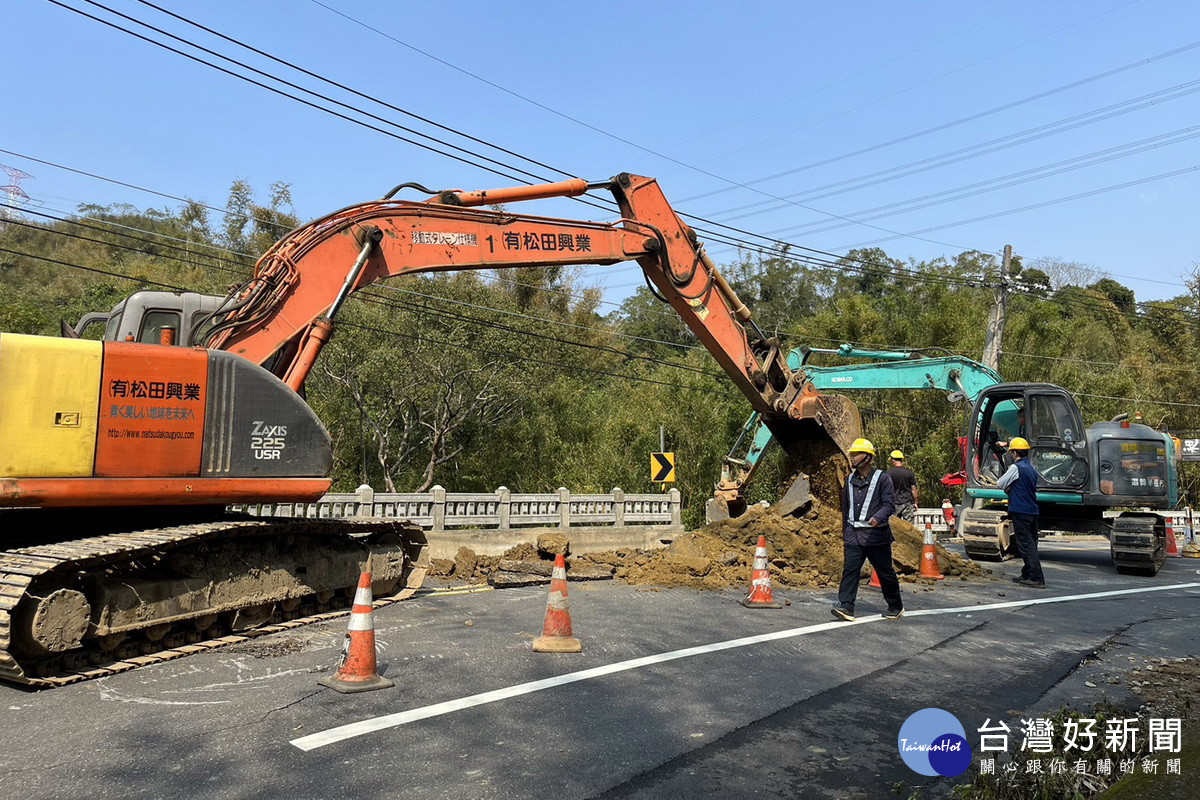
[917,507,1197,540]
[914,507,954,536]
[234,484,683,532]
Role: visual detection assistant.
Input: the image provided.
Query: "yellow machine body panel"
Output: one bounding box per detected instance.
[0,334,102,477]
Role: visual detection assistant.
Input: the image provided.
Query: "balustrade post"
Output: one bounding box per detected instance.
[432,485,446,532]
[497,486,511,529]
[558,487,571,528]
[355,484,374,516]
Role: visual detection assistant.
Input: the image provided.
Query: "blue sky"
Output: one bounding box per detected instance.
[5,0,1200,307]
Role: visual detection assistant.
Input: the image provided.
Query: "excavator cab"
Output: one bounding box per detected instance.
[960,381,1176,566]
[67,291,224,346]
[967,384,1089,489]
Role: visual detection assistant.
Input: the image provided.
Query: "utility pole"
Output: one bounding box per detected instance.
[982,245,1011,373]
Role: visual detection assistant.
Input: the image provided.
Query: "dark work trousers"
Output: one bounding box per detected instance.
[1010,513,1044,583]
[838,541,902,611]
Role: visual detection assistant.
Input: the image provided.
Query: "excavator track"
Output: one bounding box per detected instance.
[1110,513,1165,576]
[960,508,1013,562]
[0,517,428,688]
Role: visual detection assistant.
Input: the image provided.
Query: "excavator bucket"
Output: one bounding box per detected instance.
[816,395,865,457]
[774,472,813,517]
[771,393,863,517]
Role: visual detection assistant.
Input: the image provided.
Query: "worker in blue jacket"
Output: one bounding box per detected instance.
[832,438,903,621]
[996,437,1045,588]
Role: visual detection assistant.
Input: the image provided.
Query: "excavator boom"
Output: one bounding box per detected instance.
[204,173,861,472]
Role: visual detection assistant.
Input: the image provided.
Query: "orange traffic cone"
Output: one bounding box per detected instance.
[740,535,782,608]
[1165,524,1180,557]
[318,571,395,693]
[868,565,882,588]
[532,553,582,653]
[920,523,945,580]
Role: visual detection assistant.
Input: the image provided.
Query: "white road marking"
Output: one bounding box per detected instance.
[289,581,1200,751]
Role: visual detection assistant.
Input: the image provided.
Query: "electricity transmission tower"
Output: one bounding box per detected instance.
[0,165,33,219]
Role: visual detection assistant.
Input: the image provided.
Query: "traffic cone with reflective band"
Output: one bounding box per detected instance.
[919,524,945,580]
[740,535,782,608]
[318,571,395,693]
[868,565,882,588]
[1165,523,1180,557]
[532,553,582,653]
[941,499,956,529]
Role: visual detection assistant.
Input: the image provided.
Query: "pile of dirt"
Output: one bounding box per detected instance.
[430,503,987,592]
[582,503,986,591]
[428,534,615,586]
[428,449,985,591]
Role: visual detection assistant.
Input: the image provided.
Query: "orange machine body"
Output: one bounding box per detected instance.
[0,334,331,507]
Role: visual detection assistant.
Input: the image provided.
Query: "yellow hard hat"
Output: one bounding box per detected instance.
[849,438,876,456]
[1008,436,1031,451]
[890,450,905,460]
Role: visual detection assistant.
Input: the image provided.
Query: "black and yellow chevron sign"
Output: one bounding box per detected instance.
[651,452,676,483]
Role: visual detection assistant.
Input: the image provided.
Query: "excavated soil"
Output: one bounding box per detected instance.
[586,503,987,591]
[429,542,542,582]
[431,450,987,591]
[431,508,988,592]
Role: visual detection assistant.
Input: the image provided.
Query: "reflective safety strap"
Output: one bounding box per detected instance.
[849,470,882,528]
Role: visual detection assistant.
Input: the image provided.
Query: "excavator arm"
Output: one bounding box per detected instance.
[711,345,1000,521]
[205,173,861,509]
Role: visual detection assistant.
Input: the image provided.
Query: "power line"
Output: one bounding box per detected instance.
[11,224,1200,413]
[1071,392,1200,410]
[28,190,705,326]
[708,77,1200,222]
[3,203,254,272]
[837,164,1200,250]
[683,34,1200,202]
[0,245,190,291]
[128,0,573,185]
[24,169,1196,346]
[1002,350,1200,374]
[0,235,731,395]
[32,0,1200,301]
[6,215,721,376]
[759,125,1200,243]
[4,143,1002,328]
[335,320,738,399]
[684,0,1153,178]
[45,0,986,253]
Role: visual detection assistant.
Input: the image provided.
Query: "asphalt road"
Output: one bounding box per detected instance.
[1,540,1197,800]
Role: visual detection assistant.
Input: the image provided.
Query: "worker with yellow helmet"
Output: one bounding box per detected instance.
[832,438,903,622]
[996,437,1045,588]
[886,449,919,522]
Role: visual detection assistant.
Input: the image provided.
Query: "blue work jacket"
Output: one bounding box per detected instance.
[997,457,1040,516]
[841,468,896,545]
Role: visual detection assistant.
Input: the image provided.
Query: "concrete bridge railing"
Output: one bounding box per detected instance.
[234,484,682,532]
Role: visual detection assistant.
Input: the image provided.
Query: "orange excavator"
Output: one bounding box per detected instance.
[0,173,860,685]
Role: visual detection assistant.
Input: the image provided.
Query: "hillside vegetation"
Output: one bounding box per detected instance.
[4,183,1199,526]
